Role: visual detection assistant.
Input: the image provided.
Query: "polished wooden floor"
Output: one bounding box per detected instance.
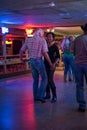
[0,71,87,130]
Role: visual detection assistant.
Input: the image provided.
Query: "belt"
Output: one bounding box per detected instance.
[30,57,42,60]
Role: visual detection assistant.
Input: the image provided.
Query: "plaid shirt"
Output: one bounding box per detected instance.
[20,36,48,59]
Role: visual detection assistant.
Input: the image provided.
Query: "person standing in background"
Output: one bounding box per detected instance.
[44,32,60,103]
[61,35,75,82]
[71,23,87,112]
[20,29,54,103]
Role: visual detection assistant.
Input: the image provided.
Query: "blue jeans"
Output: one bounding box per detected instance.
[67,66,72,80]
[75,64,87,109]
[63,55,75,76]
[29,58,47,100]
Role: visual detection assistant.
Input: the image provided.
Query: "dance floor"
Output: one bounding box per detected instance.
[0,71,87,130]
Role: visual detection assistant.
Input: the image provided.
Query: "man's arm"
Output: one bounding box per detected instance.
[19,38,28,62]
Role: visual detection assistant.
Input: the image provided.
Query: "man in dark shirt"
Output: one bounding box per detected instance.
[71,23,87,112]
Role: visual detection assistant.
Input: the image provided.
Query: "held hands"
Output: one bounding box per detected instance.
[51,61,59,70]
[50,61,59,70]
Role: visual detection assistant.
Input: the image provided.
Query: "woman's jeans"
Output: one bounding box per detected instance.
[67,66,72,80]
[29,58,47,100]
[75,64,87,109]
[63,55,75,80]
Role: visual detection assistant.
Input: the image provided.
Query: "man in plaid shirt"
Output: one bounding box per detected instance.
[20,29,54,103]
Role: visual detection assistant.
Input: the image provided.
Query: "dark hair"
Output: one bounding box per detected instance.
[46,32,55,39]
[81,23,87,32]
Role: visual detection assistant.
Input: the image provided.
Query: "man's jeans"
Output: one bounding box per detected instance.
[29,58,47,100]
[75,64,87,109]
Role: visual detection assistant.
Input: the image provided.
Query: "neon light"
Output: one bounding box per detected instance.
[26,29,33,34]
[6,41,12,44]
[25,28,34,37]
[1,27,9,34]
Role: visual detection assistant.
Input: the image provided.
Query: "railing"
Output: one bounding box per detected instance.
[0,54,30,76]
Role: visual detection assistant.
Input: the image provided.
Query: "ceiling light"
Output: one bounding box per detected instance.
[59,13,72,19]
[59,13,70,17]
[51,29,55,32]
[84,14,87,17]
[49,2,55,7]
[46,29,50,32]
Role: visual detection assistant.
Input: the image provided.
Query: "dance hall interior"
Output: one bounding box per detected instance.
[0,0,87,130]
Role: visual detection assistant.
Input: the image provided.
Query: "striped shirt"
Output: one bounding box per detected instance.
[20,36,48,59]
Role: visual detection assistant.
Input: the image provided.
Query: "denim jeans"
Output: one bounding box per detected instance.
[75,64,87,109]
[63,55,75,80]
[29,58,47,100]
[67,66,72,79]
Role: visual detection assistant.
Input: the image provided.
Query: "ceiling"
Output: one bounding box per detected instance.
[0,0,87,34]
